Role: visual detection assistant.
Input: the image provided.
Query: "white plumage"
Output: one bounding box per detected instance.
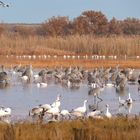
[87,110,102,118]
[46,106,60,116]
[21,75,28,81]
[104,104,112,119]
[60,109,70,116]
[126,93,133,104]
[118,96,126,106]
[0,107,11,117]
[73,100,87,114]
[51,94,61,108]
[39,104,52,111]
[37,82,47,88]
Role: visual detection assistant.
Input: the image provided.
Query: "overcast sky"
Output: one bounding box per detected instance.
[0,0,140,23]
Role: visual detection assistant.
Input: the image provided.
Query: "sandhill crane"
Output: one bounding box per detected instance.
[29,107,45,117]
[22,64,33,82]
[0,65,10,84]
[88,86,103,101]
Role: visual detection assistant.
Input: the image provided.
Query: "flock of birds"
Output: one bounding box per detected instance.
[0,64,140,122]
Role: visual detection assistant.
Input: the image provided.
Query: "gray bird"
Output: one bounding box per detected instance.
[0,1,10,7]
[0,65,10,84]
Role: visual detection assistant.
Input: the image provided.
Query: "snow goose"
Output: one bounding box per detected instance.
[60,109,70,116]
[51,94,61,108]
[33,74,40,81]
[46,106,60,120]
[21,75,28,81]
[37,82,47,88]
[0,107,11,117]
[60,109,70,119]
[126,93,133,104]
[39,104,52,111]
[73,100,87,114]
[118,96,126,106]
[104,104,112,119]
[87,109,103,119]
[71,111,84,118]
[106,82,115,88]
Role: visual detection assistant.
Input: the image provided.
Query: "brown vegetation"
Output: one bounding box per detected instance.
[0,35,140,56]
[0,10,140,68]
[1,57,140,69]
[0,118,140,140]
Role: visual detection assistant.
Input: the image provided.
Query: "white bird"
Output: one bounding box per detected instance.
[104,104,112,119]
[33,74,40,81]
[126,93,133,104]
[46,106,60,117]
[37,82,47,88]
[106,83,114,88]
[0,107,11,117]
[73,100,87,114]
[51,94,61,108]
[71,111,84,118]
[87,109,102,118]
[39,104,52,111]
[60,109,70,119]
[118,96,126,106]
[21,75,28,81]
[60,109,70,116]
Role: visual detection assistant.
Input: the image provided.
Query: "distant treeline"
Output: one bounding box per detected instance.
[1,10,140,37]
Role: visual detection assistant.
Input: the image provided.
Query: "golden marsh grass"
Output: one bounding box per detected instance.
[0,118,140,140]
[0,35,140,56]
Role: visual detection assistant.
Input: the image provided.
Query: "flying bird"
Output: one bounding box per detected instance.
[0,1,10,7]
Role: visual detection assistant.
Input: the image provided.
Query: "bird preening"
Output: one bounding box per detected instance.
[0,1,10,7]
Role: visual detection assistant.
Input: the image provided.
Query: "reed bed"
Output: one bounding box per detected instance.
[0,117,140,140]
[0,35,140,56]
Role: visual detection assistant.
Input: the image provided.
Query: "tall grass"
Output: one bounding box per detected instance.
[0,35,140,56]
[0,118,140,140]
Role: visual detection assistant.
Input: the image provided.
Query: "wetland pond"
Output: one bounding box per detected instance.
[0,68,140,122]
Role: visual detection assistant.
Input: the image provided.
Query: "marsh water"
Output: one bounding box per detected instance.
[0,69,140,122]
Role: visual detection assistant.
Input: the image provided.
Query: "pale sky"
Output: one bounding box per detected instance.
[0,0,140,23]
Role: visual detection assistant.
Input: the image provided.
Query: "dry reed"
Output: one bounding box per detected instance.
[0,35,140,56]
[0,118,140,140]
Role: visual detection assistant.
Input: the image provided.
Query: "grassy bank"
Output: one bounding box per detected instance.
[0,35,140,56]
[1,56,140,69]
[0,118,140,140]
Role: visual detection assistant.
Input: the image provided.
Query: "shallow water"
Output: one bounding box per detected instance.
[0,69,140,122]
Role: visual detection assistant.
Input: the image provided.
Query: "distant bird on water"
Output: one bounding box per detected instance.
[0,1,10,7]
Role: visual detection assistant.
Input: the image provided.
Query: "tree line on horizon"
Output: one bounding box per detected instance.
[1,10,140,37]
